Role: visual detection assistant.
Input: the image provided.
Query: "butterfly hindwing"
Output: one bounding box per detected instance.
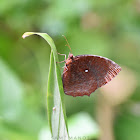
[62,55,121,97]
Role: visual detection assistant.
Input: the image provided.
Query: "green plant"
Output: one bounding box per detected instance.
[22,32,69,140]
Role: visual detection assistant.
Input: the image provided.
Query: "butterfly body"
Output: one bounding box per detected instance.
[62,54,121,97]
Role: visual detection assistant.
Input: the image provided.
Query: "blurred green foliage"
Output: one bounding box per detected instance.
[0,0,140,140]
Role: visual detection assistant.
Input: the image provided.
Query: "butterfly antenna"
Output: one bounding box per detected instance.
[62,35,72,53]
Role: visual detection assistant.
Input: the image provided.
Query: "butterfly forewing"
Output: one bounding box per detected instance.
[62,55,121,97]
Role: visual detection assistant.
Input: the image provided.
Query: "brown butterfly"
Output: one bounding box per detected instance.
[60,36,121,97]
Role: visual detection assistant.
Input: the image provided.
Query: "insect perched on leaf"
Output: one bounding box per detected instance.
[58,36,121,97]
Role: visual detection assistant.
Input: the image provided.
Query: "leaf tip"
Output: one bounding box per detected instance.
[22,32,35,39]
[22,33,29,39]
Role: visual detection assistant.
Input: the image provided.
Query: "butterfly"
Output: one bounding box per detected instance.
[60,36,121,97]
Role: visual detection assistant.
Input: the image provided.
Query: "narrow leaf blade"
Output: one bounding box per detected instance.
[22,32,69,140]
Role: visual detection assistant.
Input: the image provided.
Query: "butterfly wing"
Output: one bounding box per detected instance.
[62,55,121,97]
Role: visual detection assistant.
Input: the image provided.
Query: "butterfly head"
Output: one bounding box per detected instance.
[65,53,74,66]
[68,53,74,60]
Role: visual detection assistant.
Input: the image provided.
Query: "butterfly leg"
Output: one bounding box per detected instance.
[57,52,67,61]
[63,66,68,74]
[58,66,66,70]
[56,60,66,63]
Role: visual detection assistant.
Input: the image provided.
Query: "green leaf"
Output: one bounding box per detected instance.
[22,32,69,140]
[0,59,24,122]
